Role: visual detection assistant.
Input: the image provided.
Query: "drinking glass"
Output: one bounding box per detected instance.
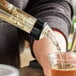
[48,52,76,76]
[0,64,19,76]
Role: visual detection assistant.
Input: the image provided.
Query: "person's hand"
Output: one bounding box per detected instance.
[33,31,66,76]
[33,37,54,76]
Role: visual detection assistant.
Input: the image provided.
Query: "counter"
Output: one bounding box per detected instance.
[20,66,44,76]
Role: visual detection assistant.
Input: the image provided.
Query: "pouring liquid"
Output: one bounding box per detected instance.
[40,23,64,68]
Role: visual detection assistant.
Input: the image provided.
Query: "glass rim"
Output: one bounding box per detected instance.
[48,52,76,60]
[0,64,19,76]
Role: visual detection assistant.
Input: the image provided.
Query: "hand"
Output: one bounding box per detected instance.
[33,37,53,76]
[33,31,66,76]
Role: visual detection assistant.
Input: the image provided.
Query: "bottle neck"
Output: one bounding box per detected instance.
[30,19,45,40]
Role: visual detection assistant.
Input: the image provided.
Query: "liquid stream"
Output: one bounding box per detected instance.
[40,24,64,68]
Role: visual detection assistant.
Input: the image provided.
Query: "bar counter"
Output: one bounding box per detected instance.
[20,66,44,76]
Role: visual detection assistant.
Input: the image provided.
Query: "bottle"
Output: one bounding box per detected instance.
[0,0,61,51]
[0,0,45,40]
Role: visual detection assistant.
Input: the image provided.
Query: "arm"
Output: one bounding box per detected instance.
[26,0,73,38]
[26,0,73,76]
[33,31,66,76]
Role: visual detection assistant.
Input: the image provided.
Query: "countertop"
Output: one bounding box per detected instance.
[20,66,44,76]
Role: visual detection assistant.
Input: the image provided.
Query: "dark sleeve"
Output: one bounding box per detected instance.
[25,0,73,38]
[25,0,73,57]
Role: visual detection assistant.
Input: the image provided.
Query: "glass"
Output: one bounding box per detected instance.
[48,52,76,76]
[0,64,19,76]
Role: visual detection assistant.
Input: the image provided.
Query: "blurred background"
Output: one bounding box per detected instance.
[72,0,76,32]
[68,0,76,51]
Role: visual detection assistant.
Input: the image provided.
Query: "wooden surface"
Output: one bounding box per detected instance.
[20,47,34,68]
[20,66,44,76]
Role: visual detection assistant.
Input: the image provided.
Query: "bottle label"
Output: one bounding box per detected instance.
[40,23,61,51]
[40,23,51,39]
[0,0,37,34]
